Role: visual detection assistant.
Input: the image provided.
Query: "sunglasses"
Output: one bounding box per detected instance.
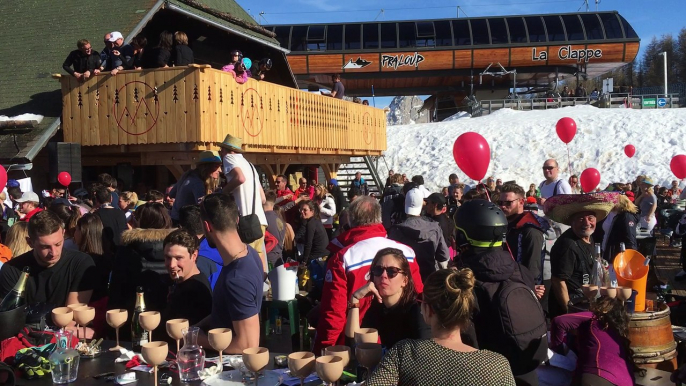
[542,166,556,170]
[371,266,403,279]
[497,199,518,206]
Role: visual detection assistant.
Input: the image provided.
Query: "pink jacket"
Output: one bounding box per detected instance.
[221,64,248,84]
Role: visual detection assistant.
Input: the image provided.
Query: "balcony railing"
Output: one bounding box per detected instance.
[55,65,386,155]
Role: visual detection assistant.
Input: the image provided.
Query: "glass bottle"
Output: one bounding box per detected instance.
[49,329,80,384]
[0,266,29,312]
[131,287,148,352]
[177,327,205,382]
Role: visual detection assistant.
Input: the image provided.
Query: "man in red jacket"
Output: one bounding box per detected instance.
[313,196,424,353]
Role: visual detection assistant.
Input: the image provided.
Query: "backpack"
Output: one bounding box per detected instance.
[474,268,548,375]
[539,179,562,198]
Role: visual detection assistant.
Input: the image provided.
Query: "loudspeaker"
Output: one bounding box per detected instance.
[48,142,82,183]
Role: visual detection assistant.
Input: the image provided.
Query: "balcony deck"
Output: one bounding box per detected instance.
[55,65,386,160]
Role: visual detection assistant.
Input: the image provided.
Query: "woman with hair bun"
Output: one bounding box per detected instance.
[367,268,515,386]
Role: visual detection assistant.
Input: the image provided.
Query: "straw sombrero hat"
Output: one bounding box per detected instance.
[217,134,243,152]
[543,192,619,226]
[196,150,222,164]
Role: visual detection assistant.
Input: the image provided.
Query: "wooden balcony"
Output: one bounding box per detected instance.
[54,65,386,158]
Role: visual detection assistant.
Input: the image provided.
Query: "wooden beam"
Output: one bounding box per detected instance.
[166,165,188,180]
[0,120,38,129]
[245,154,350,165]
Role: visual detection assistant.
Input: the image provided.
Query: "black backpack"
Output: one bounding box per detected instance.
[474,267,548,375]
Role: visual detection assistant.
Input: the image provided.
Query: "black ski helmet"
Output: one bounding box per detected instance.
[454,199,507,247]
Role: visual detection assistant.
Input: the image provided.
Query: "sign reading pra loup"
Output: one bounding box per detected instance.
[381,52,425,70]
[532,46,602,63]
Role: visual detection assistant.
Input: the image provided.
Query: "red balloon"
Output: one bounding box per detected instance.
[670,155,686,179]
[452,132,491,181]
[556,117,577,144]
[624,144,636,158]
[57,171,72,187]
[580,168,601,192]
[0,165,6,191]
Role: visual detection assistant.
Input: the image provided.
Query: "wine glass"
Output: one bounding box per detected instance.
[354,328,378,344]
[67,303,87,311]
[139,311,161,342]
[67,303,87,332]
[208,328,232,371]
[315,355,344,386]
[142,342,168,386]
[287,352,315,386]
[355,343,382,383]
[52,307,73,331]
[166,318,189,353]
[106,309,128,351]
[324,345,351,368]
[242,347,269,386]
[73,306,95,341]
[617,287,633,303]
[600,287,617,299]
[581,284,599,301]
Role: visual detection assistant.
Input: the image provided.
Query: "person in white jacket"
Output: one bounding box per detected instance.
[315,184,337,240]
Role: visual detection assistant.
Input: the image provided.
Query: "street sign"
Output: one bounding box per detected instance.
[657,98,667,107]
[643,98,656,107]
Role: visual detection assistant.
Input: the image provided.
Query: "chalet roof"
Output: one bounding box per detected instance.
[0,0,283,165]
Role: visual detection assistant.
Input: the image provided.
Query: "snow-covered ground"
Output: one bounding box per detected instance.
[382,105,686,192]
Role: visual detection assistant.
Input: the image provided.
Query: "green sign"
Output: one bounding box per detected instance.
[642,98,656,107]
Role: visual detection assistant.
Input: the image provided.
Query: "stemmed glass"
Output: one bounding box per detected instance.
[106,309,128,351]
[139,311,161,342]
[51,307,73,331]
[581,284,598,301]
[208,328,232,371]
[141,342,168,386]
[287,352,315,386]
[73,306,95,341]
[355,343,382,383]
[67,303,86,331]
[600,287,617,298]
[617,287,633,303]
[354,328,378,344]
[166,318,189,353]
[324,345,351,370]
[242,347,269,386]
[315,355,344,386]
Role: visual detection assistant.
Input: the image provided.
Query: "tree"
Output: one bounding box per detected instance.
[676,28,686,83]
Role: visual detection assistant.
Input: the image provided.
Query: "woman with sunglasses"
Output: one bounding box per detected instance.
[345,248,430,349]
[367,267,515,386]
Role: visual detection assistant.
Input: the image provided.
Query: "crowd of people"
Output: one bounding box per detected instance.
[63,30,273,83]
[2,131,686,384]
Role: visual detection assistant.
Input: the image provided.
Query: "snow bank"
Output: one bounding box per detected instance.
[0,114,44,123]
[383,105,686,191]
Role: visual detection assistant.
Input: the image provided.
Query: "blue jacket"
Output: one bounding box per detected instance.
[197,238,224,290]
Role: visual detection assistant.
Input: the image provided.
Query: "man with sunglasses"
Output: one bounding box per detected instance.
[538,159,573,207]
[499,184,549,303]
[313,196,424,354]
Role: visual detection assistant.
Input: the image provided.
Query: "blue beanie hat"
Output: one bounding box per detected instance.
[329,179,338,186]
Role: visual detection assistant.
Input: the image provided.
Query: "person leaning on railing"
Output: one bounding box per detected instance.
[62,39,102,81]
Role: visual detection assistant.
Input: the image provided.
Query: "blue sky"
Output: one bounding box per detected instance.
[238,0,686,106]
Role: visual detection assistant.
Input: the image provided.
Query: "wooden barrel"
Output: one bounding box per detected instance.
[629,304,678,371]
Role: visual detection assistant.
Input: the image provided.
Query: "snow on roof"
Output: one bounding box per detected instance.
[384,105,686,191]
[0,114,44,123]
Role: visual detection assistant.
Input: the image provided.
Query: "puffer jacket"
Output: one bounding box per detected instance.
[388,216,450,281]
[319,194,336,226]
[108,228,175,339]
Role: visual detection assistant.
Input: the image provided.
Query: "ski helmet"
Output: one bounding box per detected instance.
[242,57,252,70]
[454,199,507,247]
